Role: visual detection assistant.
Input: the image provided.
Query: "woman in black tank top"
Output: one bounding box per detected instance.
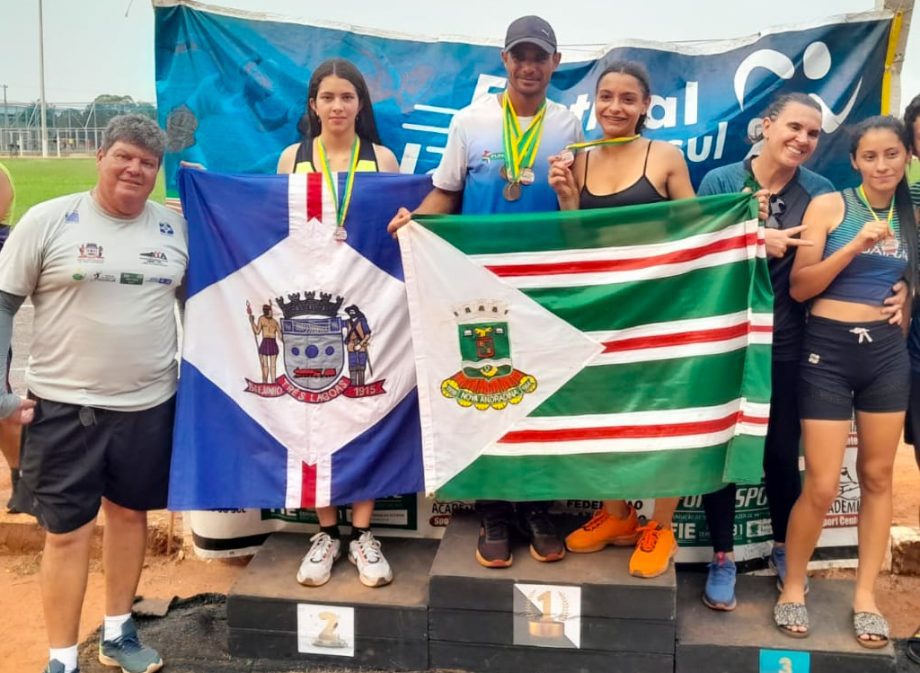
[549,61,694,581]
[276,59,398,591]
[549,61,694,212]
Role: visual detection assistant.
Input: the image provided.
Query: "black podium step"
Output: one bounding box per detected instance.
[676,573,896,673]
[429,511,677,619]
[227,532,437,670]
[427,511,676,673]
[429,640,674,673]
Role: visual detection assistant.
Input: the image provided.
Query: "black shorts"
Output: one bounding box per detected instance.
[799,316,909,421]
[18,394,175,534]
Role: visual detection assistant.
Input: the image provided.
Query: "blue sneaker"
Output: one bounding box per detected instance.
[702,552,737,611]
[98,617,163,673]
[43,660,77,673]
[770,545,809,594]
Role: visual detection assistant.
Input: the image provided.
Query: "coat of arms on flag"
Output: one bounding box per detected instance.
[441,301,537,411]
[244,291,385,403]
[169,170,432,510]
[399,194,773,502]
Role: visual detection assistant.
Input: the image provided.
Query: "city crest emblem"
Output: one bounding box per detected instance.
[243,290,386,404]
[440,301,537,411]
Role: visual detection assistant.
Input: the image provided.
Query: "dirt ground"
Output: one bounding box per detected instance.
[0,285,917,672]
[0,442,917,673]
[0,538,250,672]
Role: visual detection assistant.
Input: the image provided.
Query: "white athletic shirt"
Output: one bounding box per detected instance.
[432,94,583,215]
[0,192,188,410]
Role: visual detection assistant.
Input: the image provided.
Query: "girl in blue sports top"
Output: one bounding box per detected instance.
[776,116,918,647]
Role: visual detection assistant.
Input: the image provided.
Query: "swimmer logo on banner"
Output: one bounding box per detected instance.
[399,194,774,501]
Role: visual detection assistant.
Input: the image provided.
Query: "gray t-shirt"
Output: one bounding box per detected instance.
[0,191,188,410]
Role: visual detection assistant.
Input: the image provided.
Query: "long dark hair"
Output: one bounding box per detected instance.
[850,115,918,292]
[296,59,382,145]
[595,61,651,133]
[748,92,822,143]
[904,93,920,156]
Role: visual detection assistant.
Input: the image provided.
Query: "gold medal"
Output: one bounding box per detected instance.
[520,168,535,185]
[503,181,521,202]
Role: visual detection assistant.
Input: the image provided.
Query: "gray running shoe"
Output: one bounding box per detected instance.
[98,616,162,673]
[43,660,77,673]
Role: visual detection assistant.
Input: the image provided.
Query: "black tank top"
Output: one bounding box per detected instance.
[579,140,667,209]
[293,136,379,173]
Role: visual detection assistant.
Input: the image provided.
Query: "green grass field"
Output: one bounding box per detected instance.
[2,156,919,226]
[1,158,166,224]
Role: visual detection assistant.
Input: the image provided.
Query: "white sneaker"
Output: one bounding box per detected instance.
[348,531,393,587]
[296,532,341,586]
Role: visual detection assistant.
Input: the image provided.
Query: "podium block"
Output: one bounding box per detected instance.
[427,512,676,673]
[227,532,436,670]
[676,573,896,673]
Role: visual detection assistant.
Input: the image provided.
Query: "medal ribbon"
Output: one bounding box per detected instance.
[316,136,361,231]
[857,185,895,228]
[502,94,547,182]
[564,135,641,153]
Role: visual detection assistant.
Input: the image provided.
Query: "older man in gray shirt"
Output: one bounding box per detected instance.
[0,115,186,673]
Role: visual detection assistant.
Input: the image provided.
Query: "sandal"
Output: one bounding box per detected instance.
[852,611,889,650]
[774,602,809,638]
[907,623,920,664]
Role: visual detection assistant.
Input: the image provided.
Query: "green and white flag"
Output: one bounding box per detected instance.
[398,194,772,501]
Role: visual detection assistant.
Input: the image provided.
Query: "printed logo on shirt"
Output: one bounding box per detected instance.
[65,211,80,223]
[145,276,173,286]
[139,250,169,266]
[77,242,104,263]
[72,271,85,281]
[92,272,117,283]
[120,272,144,285]
[159,222,174,236]
[481,150,505,163]
[865,237,907,260]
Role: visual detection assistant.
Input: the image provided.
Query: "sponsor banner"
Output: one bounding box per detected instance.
[188,496,451,559]
[155,2,891,196]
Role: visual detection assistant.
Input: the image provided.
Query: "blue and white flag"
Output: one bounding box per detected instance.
[155,1,893,194]
[168,170,432,509]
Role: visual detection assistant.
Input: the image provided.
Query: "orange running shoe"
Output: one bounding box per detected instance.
[629,521,678,578]
[565,505,639,553]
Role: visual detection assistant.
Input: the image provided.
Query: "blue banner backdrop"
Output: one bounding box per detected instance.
[154,3,891,196]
